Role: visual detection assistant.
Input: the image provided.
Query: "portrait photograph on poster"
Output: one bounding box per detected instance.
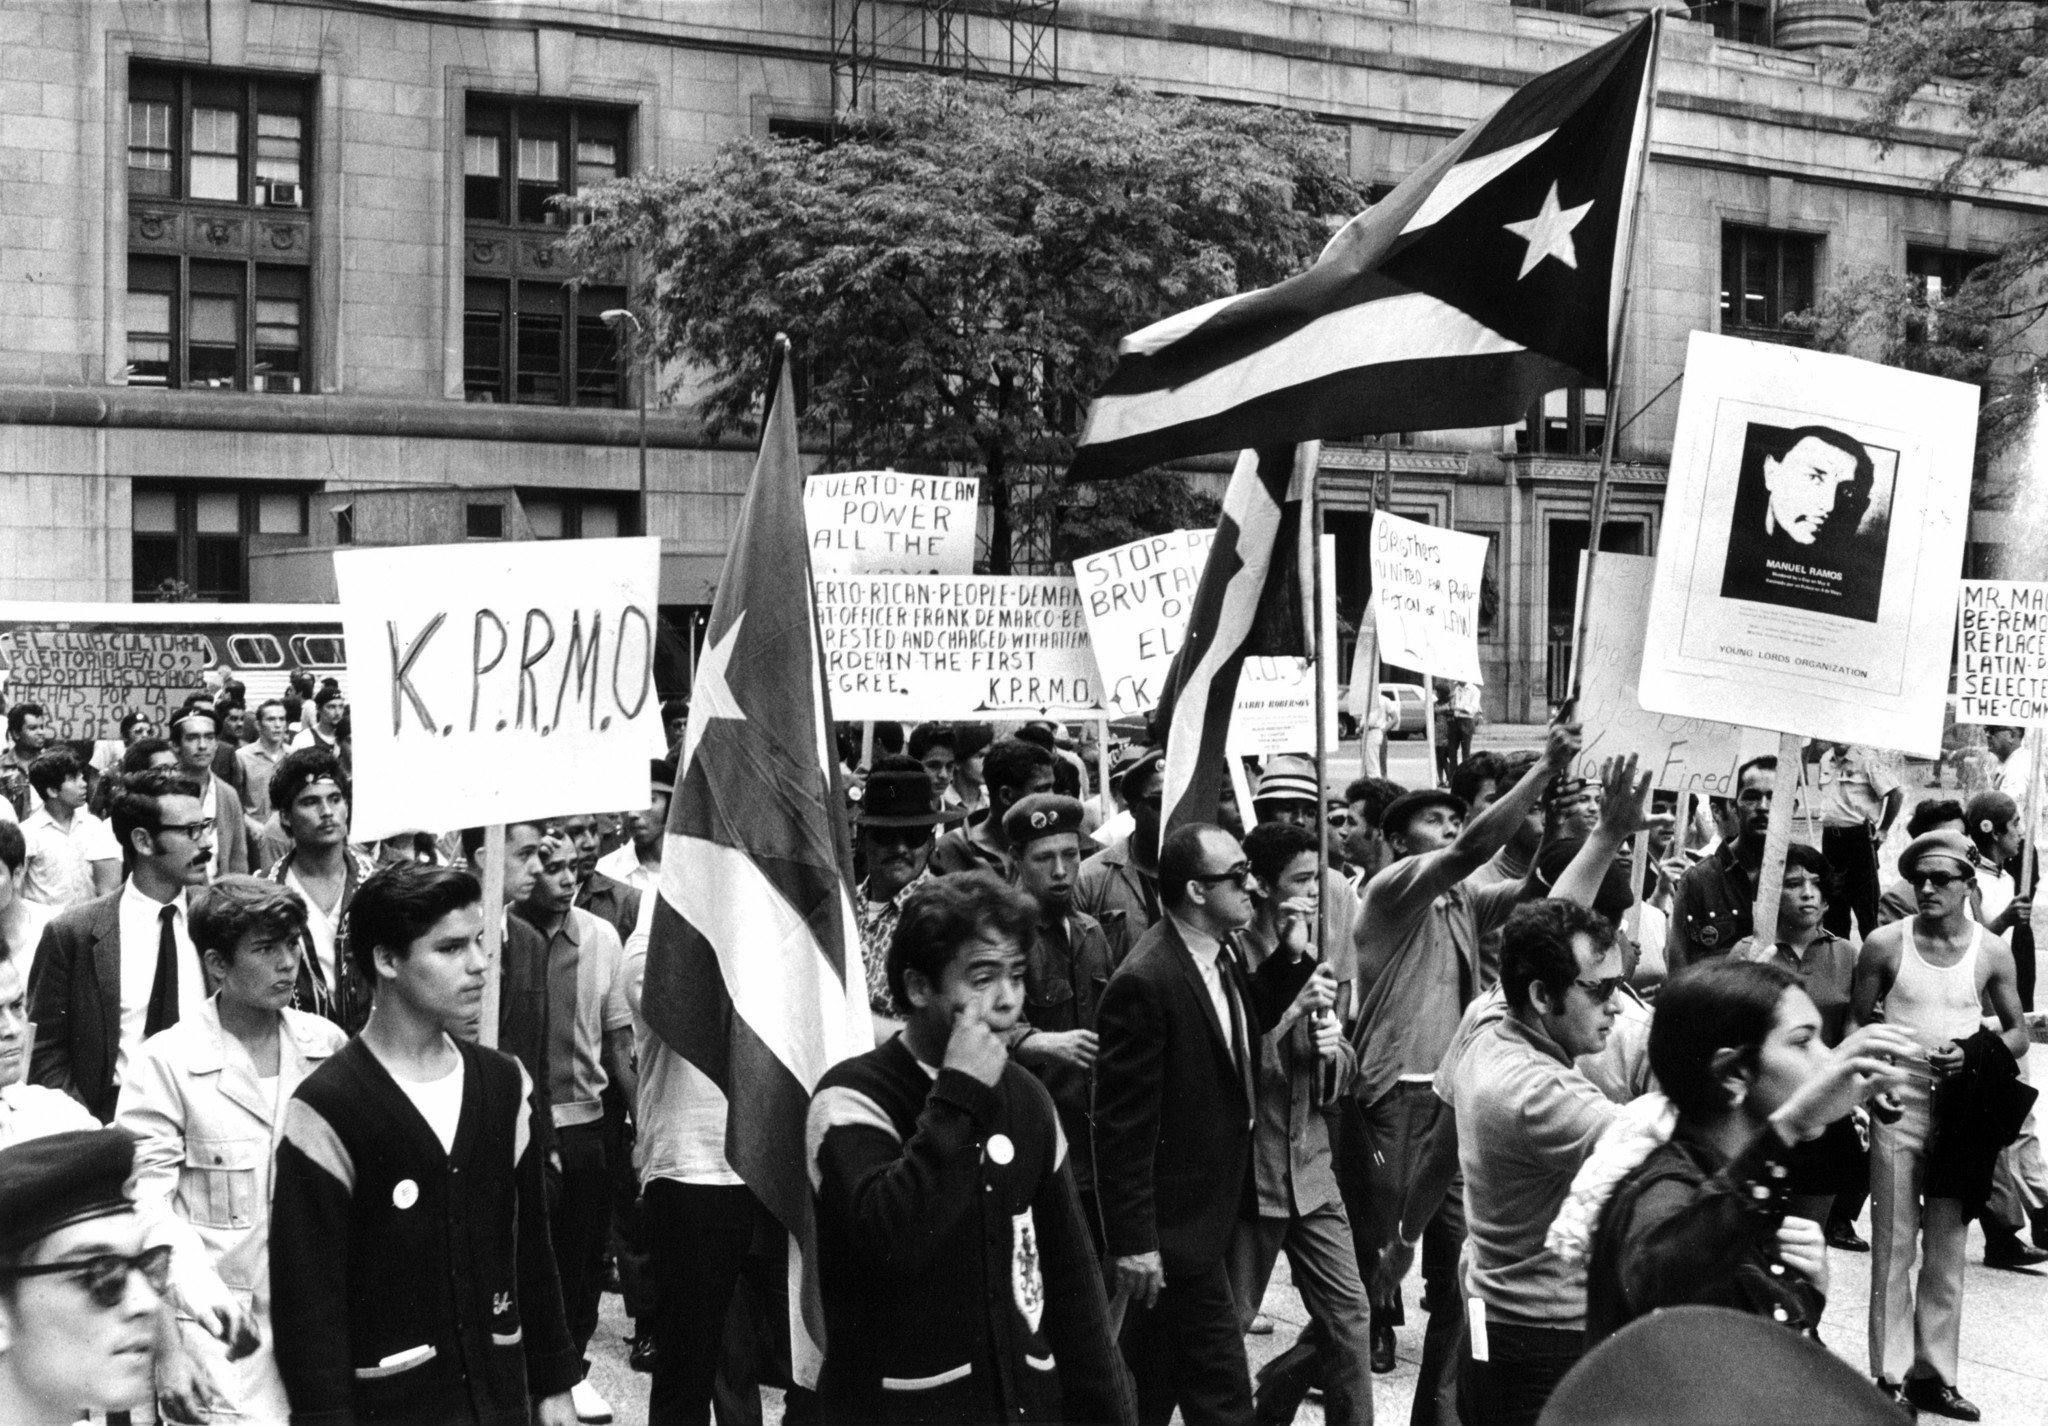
[1717,421,1896,624]
[1639,332,1975,755]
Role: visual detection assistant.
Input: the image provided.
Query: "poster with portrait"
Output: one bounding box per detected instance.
[1639,333,1975,757]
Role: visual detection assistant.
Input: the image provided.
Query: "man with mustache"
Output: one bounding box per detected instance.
[852,756,965,1039]
[1721,424,1885,623]
[27,768,216,1122]
[170,706,249,879]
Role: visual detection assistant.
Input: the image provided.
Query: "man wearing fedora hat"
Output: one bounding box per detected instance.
[854,755,966,1040]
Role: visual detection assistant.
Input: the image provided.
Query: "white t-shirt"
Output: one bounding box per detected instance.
[393,1053,465,1155]
[623,945,742,1187]
[285,866,344,991]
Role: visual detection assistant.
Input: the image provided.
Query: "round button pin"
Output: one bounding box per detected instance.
[987,1134,1016,1166]
[393,1179,419,1210]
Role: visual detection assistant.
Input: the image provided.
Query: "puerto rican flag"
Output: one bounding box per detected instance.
[638,344,869,1384]
[1068,15,1658,482]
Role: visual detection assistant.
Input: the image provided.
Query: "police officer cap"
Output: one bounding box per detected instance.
[0,1128,138,1258]
[1003,793,1087,847]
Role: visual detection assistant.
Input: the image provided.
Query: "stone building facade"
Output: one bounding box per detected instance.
[0,0,2040,716]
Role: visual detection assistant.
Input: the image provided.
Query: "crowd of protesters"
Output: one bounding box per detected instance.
[0,685,2043,1426]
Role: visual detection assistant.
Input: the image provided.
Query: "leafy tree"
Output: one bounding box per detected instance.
[559,77,1362,569]
[1806,2,2048,490]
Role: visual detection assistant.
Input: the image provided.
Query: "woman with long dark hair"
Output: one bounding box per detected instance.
[1575,959,1917,1345]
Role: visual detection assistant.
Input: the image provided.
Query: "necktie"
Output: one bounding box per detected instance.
[145,903,180,1036]
[1220,944,1254,1118]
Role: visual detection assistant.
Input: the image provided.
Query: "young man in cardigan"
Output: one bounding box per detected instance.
[805,871,1134,1426]
[269,861,577,1426]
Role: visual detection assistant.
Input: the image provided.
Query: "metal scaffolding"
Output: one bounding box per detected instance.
[829,0,1061,113]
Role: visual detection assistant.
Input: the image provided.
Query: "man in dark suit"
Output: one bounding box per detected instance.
[1095,821,1338,1426]
[28,767,216,1121]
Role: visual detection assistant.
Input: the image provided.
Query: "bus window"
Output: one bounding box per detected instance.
[226,634,287,668]
[290,634,346,668]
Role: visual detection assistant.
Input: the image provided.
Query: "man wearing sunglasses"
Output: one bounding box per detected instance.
[29,768,215,1123]
[0,1128,170,1424]
[1095,821,1338,1426]
[1850,829,2030,1421]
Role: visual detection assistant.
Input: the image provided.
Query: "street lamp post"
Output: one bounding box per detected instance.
[601,307,649,536]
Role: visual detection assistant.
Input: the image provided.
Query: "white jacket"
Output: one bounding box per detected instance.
[116,996,346,1423]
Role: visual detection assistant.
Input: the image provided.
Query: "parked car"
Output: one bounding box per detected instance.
[1379,682,1429,738]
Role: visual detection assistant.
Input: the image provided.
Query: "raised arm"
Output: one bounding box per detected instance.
[1550,756,1652,911]
[1423,719,1583,894]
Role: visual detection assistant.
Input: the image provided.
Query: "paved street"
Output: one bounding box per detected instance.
[581,1209,2048,1425]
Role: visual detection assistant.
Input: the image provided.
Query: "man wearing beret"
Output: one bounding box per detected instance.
[1005,792,1116,1249]
[1851,829,2030,1421]
[0,1128,168,1423]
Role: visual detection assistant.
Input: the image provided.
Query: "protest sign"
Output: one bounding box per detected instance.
[1955,580,2048,725]
[1370,513,1488,685]
[334,537,665,840]
[1568,554,1777,794]
[0,603,344,741]
[1074,528,1215,718]
[816,574,1107,719]
[1640,333,1974,756]
[1226,537,1341,756]
[804,471,979,575]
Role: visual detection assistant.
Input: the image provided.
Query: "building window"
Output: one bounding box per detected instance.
[767,115,836,147]
[1720,225,1817,344]
[1698,0,1770,45]
[520,491,630,539]
[464,99,626,227]
[1511,0,1587,12]
[127,257,307,391]
[333,504,355,545]
[463,279,626,407]
[1516,387,1606,457]
[128,65,311,207]
[1907,246,1990,305]
[131,483,308,602]
[467,503,506,539]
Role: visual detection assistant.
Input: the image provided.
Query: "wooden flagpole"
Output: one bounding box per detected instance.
[1311,459,1331,970]
[479,823,504,1048]
[1568,9,1664,714]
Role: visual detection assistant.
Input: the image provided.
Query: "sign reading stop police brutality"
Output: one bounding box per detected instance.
[1639,333,1975,756]
[1955,580,2048,725]
[335,537,666,840]
[816,574,1107,720]
[1074,529,1215,717]
[1370,513,1488,685]
[0,603,346,740]
[803,471,979,575]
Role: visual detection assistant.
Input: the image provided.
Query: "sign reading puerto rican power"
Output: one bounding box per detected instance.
[334,537,666,839]
[1639,333,1975,755]
[1370,512,1488,684]
[803,471,980,575]
[815,575,1108,719]
[1955,580,2048,725]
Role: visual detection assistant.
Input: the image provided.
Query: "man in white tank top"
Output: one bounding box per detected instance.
[1851,830,2031,1422]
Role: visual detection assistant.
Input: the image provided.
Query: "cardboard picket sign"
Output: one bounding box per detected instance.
[1370,512,1488,685]
[334,537,666,840]
[803,471,979,575]
[1639,333,1975,755]
[1955,580,2048,725]
[1568,553,1777,794]
[816,574,1108,719]
[1073,529,1215,718]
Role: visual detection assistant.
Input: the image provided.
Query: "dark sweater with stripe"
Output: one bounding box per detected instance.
[806,1036,1135,1426]
[269,1035,577,1426]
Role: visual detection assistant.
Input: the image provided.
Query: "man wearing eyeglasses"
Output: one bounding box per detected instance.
[1094,821,1338,1426]
[1668,754,1776,974]
[0,1128,169,1423]
[28,768,215,1123]
[1851,830,2030,1422]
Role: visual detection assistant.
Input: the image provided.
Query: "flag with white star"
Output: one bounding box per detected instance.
[1069,15,1658,481]
[639,343,868,1385]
